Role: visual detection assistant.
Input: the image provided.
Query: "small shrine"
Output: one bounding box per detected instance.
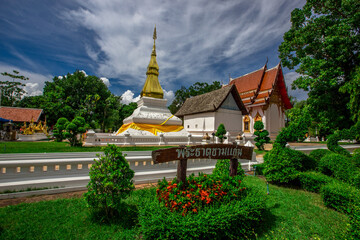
[21,119,48,135]
[115,26,187,136]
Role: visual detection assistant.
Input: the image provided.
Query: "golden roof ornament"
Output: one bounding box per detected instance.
[140,25,164,99]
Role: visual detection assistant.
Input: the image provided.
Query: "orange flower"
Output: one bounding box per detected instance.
[192,208,197,213]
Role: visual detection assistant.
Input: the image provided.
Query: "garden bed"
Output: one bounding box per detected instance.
[0,176,348,239]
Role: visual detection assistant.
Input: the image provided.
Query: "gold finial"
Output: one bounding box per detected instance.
[140,25,164,99]
[153,25,157,40]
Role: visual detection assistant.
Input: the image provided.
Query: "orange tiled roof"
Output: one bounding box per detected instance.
[240,92,255,99]
[256,92,270,99]
[260,67,278,91]
[229,67,265,95]
[0,107,43,122]
[229,63,292,109]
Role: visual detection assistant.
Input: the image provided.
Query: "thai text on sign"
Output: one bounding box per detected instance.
[152,144,253,164]
[176,147,243,159]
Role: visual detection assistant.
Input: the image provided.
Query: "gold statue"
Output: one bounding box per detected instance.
[140,25,164,99]
[21,118,48,135]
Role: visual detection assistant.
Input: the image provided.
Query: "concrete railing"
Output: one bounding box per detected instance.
[0,153,257,199]
[84,131,247,146]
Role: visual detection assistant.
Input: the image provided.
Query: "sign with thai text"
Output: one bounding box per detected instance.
[152,144,253,164]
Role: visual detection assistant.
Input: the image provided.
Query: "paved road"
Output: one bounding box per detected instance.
[290,144,360,153]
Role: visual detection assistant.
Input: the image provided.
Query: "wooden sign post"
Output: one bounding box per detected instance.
[152,144,254,183]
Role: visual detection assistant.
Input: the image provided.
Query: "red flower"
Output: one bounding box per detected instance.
[192,208,197,213]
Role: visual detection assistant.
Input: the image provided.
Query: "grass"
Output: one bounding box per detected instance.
[0,176,349,239]
[0,141,176,154]
[246,177,348,239]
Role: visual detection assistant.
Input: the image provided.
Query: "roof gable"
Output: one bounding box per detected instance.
[175,85,247,117]
[220,93,239,111]
[0,107,43,122]
[229,66,265,94]
[229,63,292,109]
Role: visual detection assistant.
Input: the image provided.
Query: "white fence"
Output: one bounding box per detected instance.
[0,152,257,199]
[84,131,248,146]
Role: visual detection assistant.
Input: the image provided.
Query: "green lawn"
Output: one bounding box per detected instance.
[0,141,175,154]
[0,176,348,239]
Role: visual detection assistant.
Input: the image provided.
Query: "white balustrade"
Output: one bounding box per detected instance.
[0,153,258,198]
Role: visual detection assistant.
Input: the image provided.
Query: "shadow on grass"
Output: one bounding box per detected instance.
[254,203,281,238]
[89,202,139,229]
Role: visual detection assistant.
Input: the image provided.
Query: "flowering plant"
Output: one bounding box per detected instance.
[157,173,246,216]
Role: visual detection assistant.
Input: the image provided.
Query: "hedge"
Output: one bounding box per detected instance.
[298,171,334,193]
[348,204,360,240]
[308,149,332,162]
[318,153,357,183]
[263,147,317,184]
[139,181,267,239]
[321,181,360,213]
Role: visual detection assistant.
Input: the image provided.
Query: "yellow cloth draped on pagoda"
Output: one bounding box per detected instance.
[115,123,183,136]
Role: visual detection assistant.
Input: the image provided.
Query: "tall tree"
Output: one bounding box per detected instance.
[42,70,119,130]
[169,81,222,114]
[0,70,29,106]
[279,0,359,130]
[118,102,137,126]
[17,95,45,109]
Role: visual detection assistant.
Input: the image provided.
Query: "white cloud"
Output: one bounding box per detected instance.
[284,72,308,101]
[163,89,174,104]
[100,77,110,87]
[79,70,88,76]
[120,89,174,105]
[64,0,305,90]
[121,90,140,104]
[0,63,53,96]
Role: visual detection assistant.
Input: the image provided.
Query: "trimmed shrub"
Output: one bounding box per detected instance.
[84,144,135,218]
[64,116,87,147]
[348,204,360,240]
[53,117,69,142]
[318,153,357,183]
[353,148,360,156]
[253,163,265,175]
[321,181,360,213]
[215,123,227,143]
[263,147,316,184]
[309,149,332,162]
[264,147,301,184]
[352,153,360,168]
[327,130,352,157]
[351,172,360,189]
[254,121,270,150]
[212,159,245,178]
[294,149,318,171]
[140,177,267,239]
[298,171,334,193]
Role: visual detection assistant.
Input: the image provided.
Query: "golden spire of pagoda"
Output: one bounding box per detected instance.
[140,25,164,99]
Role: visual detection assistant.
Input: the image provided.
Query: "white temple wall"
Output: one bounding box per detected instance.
[183,112,215,136]
[268,103,284,137]
[214,108,242,136]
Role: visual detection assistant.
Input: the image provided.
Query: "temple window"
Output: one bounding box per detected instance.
[254,112,262,123]
[244,116,250,132]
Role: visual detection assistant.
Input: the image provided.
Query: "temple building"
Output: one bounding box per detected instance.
[175,85,247,137]
[229,63,292,138]
[175,63,292,139]
[115,26,186,136]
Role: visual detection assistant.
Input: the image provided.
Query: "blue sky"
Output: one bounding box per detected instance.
[0,0,307,104]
